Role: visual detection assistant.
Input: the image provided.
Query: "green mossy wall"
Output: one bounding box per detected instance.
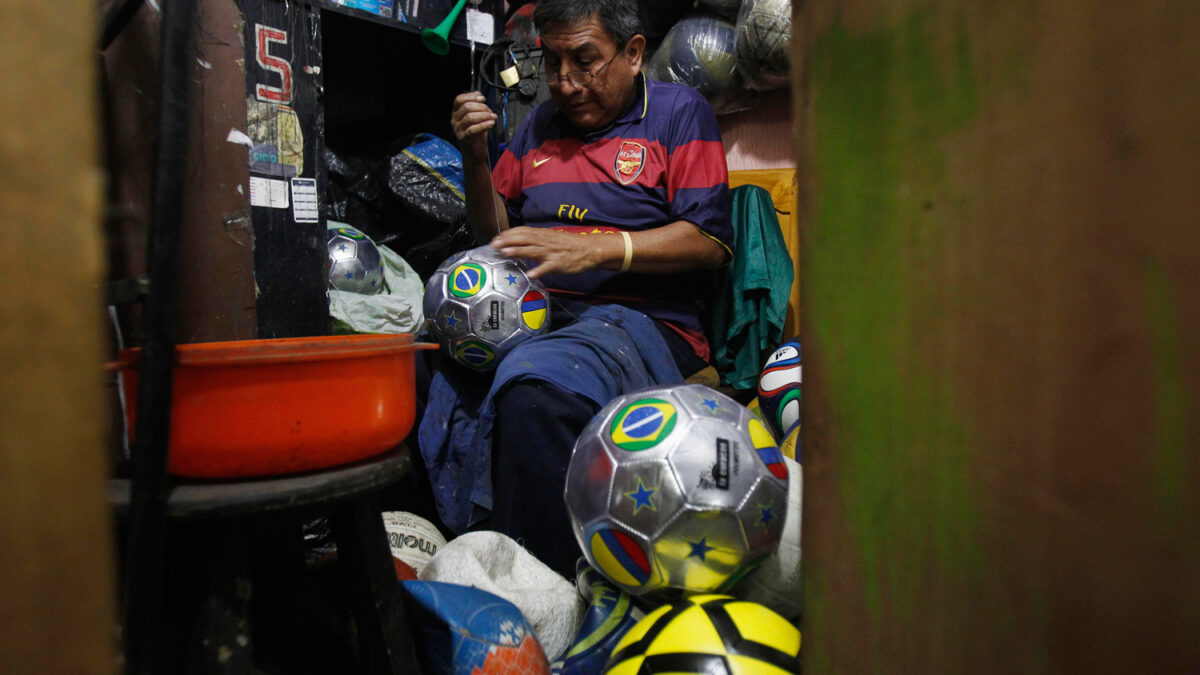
[795,1,1200,672]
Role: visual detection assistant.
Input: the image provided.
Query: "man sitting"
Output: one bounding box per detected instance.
[421,0,732,577]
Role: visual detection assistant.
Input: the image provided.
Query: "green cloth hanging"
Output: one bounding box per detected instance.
[709,185,794,391]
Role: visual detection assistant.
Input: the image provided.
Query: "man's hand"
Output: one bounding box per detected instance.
[451,91,497,164]
[491,221,727,279]
[491,227,617,279]
[452,91,507,239]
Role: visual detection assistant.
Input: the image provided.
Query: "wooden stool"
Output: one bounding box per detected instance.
[110,445,423,674]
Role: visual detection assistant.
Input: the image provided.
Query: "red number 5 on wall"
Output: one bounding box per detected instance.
[255,24,292,104]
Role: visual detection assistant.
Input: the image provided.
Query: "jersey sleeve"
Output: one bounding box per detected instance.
[665,93,733,260]
[492,143,522,201]
[490,143,524,227]
[491,105,546,228]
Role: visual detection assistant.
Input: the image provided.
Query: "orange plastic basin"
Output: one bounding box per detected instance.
[119,333,435,478]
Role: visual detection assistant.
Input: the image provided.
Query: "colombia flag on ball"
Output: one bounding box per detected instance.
[748,418,788,480]
[521,290,547,330]
[589,528,651,588]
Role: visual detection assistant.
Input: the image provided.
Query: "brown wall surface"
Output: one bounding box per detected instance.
[795,0,1200,672]
[104,0,257,343]
[0,3,118,673]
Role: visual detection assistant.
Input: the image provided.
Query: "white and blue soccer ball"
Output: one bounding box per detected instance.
[757,337,801,440]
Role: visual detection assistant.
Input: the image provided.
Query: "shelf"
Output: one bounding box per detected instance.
[315,1,417,35]
[320,8,474,155]
[312,0,502,52]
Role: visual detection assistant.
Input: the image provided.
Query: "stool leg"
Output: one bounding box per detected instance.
[184,524,254,675]
[332,494,424,675]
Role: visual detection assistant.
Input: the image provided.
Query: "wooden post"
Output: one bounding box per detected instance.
[103,0,258,343]
[796,0,1200,672]
[0,2,118,673]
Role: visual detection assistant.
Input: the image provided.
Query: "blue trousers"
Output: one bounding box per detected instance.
[480,321,704,578]
[415,300,703,578]
[487,379,599,576]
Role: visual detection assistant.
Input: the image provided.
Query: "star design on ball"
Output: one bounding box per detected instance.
[623,478,657,515]
[700,397,721,413]
[506,273,518,286]
[687,537,714,561]
[444,312,460,328]
[344,271,354,280]
[758,503,776,527]
[338,244,347,251]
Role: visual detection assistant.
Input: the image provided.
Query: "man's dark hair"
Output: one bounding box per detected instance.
[532,0,643,49]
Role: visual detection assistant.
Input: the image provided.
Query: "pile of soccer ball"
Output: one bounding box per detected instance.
[422,241,805,673]
[561,351,803,674]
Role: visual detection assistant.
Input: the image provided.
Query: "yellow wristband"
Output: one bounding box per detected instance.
[619,231,633,273]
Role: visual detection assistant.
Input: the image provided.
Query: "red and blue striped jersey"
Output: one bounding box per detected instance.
[491,75,732,338]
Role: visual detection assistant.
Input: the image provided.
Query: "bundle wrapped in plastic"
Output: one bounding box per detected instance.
[735,0,792,91]
[323,148,385,234]
[638,0,695,46]
[697,0,744,20]
[644,12,759,115]
[380,134,476,280]
[322,135,475,282]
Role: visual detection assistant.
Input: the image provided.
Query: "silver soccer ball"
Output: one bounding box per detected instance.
[423,245,551,372]
[327,226,384,294]
[565,383,789,599]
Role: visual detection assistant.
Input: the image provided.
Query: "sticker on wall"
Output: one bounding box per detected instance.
[291,178,319,223]
[246,98,304,178]
[249,176,290,209]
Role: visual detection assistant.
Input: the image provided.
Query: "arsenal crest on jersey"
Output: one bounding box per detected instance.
[614,140,646,185]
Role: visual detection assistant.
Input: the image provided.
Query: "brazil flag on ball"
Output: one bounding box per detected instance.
[450,263,486,298]
[609,399,677,452]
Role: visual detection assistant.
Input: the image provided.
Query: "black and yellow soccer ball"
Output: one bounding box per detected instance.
[603,595,801,675]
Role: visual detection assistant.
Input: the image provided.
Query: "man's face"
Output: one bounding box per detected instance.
[541,18,645,132]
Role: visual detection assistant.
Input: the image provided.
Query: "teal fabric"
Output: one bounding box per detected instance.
[709,185,794,391]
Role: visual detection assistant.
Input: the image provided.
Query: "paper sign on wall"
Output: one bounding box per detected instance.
[250,176,290,208]
[466,8,493,45]
[291,177,319,223]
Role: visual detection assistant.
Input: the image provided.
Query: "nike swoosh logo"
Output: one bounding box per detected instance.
[532,157,551,167]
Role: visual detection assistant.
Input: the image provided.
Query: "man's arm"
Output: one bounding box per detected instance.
[490,220,727,280]
[451,91,510,242]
